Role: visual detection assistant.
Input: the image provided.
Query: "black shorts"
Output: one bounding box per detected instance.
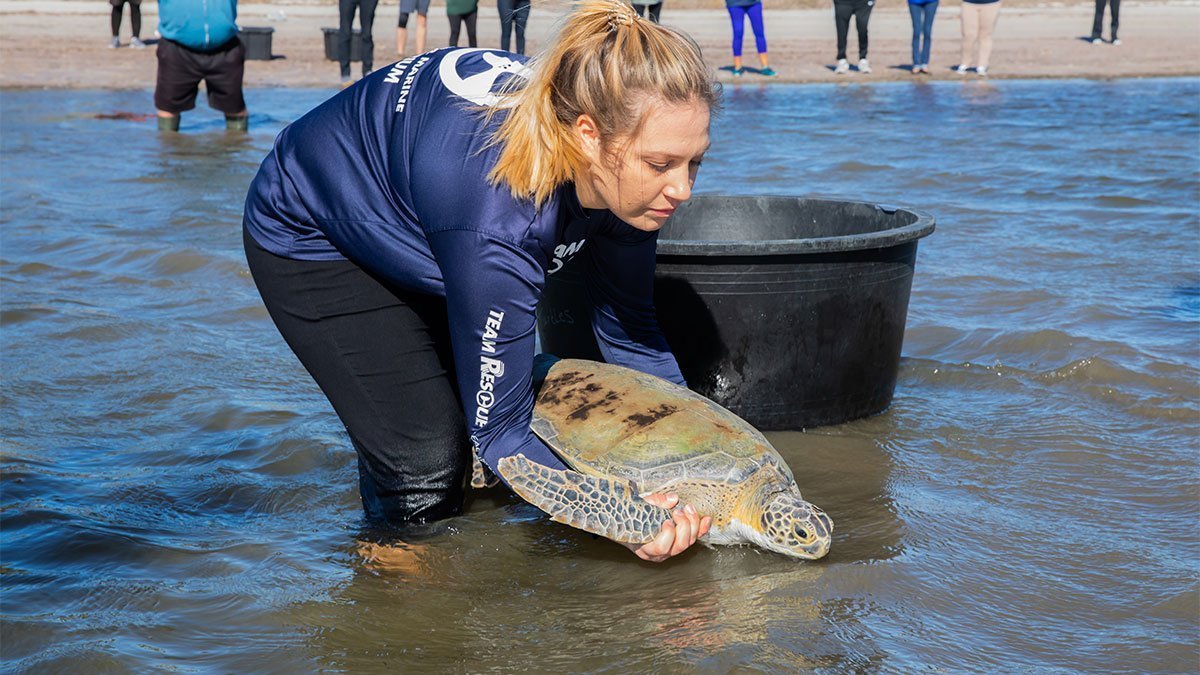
[109,0,140,6]
[154,38,246,115]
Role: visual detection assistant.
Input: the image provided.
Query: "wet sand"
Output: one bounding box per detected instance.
[1,0,1197,89]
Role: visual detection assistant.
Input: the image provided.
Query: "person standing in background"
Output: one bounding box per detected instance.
[631,1,662,23]
[957,0,1000,75]
[339,0,377,83]
[154,0,248,132]
[396,0,430,57]
[498,0,531,53]
[447,0,479,47]
[109,0,145,48]
[832,0,874,74]
[909,0,938,73]
[726,0,775,77]
[1090,0,1120,44]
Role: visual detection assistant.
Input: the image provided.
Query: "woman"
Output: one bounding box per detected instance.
[446,0,478,48]
[909,0,938,74]
[726,0,775,77]
[957,0,1000,76]
[242,1,715,562]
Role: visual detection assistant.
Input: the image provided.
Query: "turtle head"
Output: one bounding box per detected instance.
[759,492,833,560]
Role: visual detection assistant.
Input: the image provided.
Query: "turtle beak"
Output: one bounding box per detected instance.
[802,537,831,560]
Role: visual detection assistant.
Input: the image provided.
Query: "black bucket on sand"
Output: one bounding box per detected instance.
[536,195,936,430]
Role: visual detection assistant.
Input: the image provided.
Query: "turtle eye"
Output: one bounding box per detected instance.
[795,527,809,540]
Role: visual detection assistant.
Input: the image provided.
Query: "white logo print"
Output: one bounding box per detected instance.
[547,239,586,275]
[439,49,532,106]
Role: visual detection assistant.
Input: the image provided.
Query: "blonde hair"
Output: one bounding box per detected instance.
[486,0,719,206]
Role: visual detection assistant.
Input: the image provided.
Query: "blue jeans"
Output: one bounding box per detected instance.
[909,1,938,66]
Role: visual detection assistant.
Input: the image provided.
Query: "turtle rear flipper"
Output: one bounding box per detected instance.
[498,454,671,544]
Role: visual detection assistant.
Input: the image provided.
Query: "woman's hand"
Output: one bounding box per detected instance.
[623,493,713,563]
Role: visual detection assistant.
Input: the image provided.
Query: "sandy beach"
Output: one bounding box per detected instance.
[0,0,1197,88]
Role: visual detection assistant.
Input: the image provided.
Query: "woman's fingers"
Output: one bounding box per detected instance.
[626,493,712,562]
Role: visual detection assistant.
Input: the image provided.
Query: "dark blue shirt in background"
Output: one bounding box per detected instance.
[244,48,686,474]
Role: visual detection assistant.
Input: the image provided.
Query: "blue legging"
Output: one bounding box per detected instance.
[728,3,767,58]
[909,1,938,66]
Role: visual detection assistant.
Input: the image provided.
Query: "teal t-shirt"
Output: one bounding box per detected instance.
[158,0,239,51]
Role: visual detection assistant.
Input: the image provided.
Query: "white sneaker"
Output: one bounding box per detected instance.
[130,37,146,49]
[1091,38,1102,44]
[955,64,969,74]
[977,66,988,76]
[1112,38,1122,45]
[108,36,120,48]
[858,58,872,74]
[834,59,849,74]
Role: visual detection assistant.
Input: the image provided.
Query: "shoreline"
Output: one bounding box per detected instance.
[1,1,1198,89]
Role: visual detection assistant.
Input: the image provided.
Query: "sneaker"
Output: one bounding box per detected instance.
[731,67,744,77]
[130,37,146,49]
[834,59,849,74]
[858,58,872,74]
[1091,37,1102,44]
[1112,38,1122,45]
[108,36,120,48]
[921,65,931,74]
[977,66,988,76]
[955,64,969,74]
[759,67,777,77]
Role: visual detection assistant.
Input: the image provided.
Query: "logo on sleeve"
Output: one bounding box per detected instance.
[439,49,532,106]
[474,309,506,428]
[547,239,586,275]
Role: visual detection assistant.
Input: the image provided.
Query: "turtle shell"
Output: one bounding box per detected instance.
[530,359,793,492]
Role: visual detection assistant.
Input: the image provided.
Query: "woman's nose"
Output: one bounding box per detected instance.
[663,167,692,202]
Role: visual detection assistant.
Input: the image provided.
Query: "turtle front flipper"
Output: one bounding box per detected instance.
[498,454,671,544]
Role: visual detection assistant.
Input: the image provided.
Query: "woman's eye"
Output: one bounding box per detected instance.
[647,162,670,173]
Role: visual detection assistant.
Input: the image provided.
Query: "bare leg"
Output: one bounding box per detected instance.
[416,13,428,53]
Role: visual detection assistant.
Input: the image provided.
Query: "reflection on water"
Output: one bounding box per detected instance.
[3,79,1198,671]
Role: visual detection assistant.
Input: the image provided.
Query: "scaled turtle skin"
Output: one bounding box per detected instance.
[496,358,833,560]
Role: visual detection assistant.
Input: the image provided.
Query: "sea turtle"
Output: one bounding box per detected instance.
[494,357,833,560]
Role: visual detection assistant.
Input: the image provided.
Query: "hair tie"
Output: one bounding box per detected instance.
[607,6,636,31]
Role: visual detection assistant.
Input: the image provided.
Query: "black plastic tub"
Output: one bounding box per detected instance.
[238,27,274,61]
[322,27,364,62]
[536,195,936,430]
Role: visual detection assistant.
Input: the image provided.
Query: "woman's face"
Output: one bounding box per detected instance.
[576,97,711,232]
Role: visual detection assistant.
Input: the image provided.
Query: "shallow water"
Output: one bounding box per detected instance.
[2,78,1198,671]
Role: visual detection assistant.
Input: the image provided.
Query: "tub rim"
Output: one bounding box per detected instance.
[655,195,936,257]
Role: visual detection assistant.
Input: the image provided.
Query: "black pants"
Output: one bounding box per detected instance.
[339,0,377,78]
[633,2,662,23]
[110,0,141,38]
[448,10,478,47]
[1091,0,1119,40]
[243,228,469,524]
[835,0,873,60]
[497,0,530,54]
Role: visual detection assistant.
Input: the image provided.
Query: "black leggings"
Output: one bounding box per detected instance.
[243,228,470,524]
[834,0,873,60]
[633,2,662,23]
[111,0,141,38]
[1091,0,1119,40]
[448,10,478,47]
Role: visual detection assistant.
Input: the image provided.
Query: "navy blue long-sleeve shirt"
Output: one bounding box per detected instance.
[243,48,685,475]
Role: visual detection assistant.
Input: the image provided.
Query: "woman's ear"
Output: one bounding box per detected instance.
[575,113,602,163]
